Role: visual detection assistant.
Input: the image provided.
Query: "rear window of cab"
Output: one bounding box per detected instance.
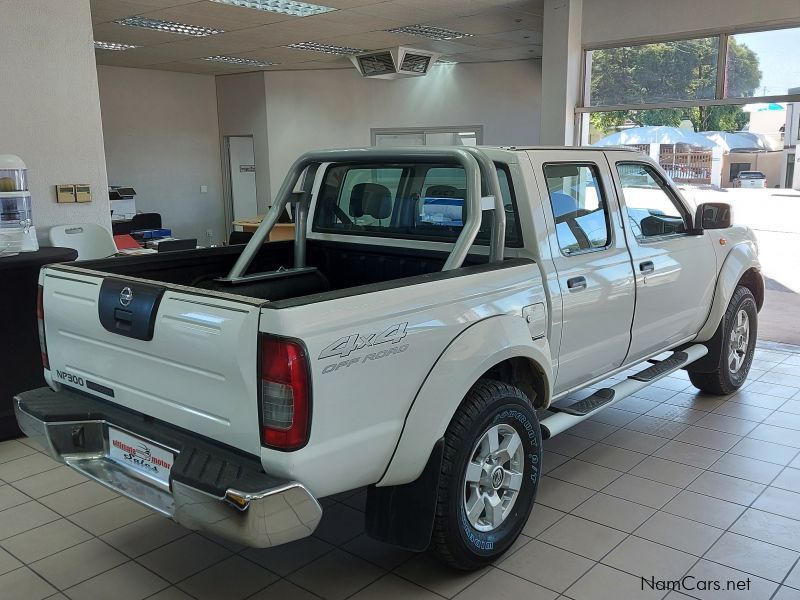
[311,162,523,247]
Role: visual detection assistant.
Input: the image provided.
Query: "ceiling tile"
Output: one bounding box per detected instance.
[449,43,541,62]
[91,0,545,72]
[92,21,191,44]
[387,0,488,21]
[430,11,540,35]
[115,0,203,8]
[271,59,351,69]
[350,2,451,25]
[476,0,544,15]
[141,1,299,29]
[227,47,320,63]
[318,29,413,48]
[90,0,157,23]
[316,0,387,7]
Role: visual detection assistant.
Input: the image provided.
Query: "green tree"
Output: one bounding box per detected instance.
[589,38,761,134]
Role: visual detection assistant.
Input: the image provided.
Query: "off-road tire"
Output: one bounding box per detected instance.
[689,285,757,395]
[430,379,542,570]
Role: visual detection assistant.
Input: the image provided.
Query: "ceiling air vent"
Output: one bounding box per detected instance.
[350,46,441,80]
[357,52,396,77]
[400,53,431,74]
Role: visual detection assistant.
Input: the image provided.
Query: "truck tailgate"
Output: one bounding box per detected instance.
[41,267,263,455]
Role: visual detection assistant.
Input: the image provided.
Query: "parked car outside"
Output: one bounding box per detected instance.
[735,170,767,188]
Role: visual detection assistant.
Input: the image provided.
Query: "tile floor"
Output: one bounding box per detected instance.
[3,343,800,599]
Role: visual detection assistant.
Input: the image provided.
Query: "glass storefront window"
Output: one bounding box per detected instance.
[725,27,800,98]
[587,38,719,107]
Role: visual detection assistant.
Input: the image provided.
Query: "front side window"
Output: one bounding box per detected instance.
[543,163,611,255]
[616,163,688,239]
[313,162,522,247]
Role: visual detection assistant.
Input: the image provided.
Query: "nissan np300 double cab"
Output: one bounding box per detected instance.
[17,146,763,569]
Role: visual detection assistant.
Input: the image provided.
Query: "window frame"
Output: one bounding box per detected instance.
[615,161,694,243]
[311,161,524,248]
[542,161,614,257]
[579,25,800,115]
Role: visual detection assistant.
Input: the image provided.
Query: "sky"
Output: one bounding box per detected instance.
[733,27,800,96]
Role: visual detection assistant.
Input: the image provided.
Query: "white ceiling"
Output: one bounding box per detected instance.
[91,0,544,74]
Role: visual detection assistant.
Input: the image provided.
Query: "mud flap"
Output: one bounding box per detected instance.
[365,438,443,551]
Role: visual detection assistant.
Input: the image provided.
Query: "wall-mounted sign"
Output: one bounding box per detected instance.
[240,165,256,173]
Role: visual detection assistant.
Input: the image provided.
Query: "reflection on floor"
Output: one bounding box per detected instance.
[2,343,800,600]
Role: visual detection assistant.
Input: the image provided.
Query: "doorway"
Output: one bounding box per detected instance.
[224,136,258,229]
[371,126,483,147]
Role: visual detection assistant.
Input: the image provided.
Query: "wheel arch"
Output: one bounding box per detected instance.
[739,267,765,311]
[480,356,549,411]
[377,314,552,488]
[695,241,763,342]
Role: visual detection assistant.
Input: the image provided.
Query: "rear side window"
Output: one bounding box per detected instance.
[543,163,610,255]
[312,162,522,247]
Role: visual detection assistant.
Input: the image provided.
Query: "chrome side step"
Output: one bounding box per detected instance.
[549,388,615,417]
[540,344,708,439]
[629,351,689,382]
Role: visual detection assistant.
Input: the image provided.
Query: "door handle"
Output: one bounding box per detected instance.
[567,276,587,290]
[639,261,655,273]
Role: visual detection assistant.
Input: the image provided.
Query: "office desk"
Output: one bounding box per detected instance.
[232,217,295,241]
[0,247,78,440]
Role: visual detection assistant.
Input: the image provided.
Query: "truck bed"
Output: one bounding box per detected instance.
[73,239,489,304]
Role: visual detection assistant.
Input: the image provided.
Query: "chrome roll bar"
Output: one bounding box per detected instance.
[222,147,506,283]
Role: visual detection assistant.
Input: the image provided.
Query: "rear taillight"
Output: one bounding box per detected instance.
[37,285,49,370]
[259,336,311,450]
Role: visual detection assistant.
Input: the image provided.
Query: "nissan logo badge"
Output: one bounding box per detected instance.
[119,287,133,307]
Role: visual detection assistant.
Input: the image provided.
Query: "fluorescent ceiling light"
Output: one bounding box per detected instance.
[436,59,458,65]
[210,0,335,17]
[204,55,278,67]
[114,16,224,37]
[94,41,139,51]
[285,41,363,55]
[386,25,473,40]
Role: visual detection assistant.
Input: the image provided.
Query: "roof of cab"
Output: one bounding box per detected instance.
[493,145,640,152]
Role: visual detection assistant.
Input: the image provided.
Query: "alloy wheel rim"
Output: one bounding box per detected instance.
[728,309,750,374]
[462,423,524,533]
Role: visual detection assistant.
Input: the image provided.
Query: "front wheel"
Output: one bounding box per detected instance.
[689,285,758,395]
[430,379,542,570]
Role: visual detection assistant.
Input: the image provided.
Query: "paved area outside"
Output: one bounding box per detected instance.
[2,343,800,599]
[683,187,800,345]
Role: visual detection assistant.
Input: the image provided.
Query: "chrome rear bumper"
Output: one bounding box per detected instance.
[14,389,321,548]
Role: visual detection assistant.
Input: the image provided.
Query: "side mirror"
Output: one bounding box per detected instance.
[694,202,732,230]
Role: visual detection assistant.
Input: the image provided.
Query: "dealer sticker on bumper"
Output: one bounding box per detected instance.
[108,427,174,486]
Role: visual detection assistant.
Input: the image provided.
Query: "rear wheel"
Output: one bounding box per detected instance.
[689,285,757,395]
[430,379,541,570]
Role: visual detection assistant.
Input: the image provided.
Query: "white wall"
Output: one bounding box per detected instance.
[216,61,541,201]
[98,66,224,244]
[216,72,271,214]
[263,61,541,196]
[1,0,110,238]
[583,0,800,46]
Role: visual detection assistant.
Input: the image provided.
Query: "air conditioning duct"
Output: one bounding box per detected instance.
[350,47,442,79]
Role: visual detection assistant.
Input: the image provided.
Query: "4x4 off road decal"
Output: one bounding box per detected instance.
[319,322,409,374]
[319,322,408,360]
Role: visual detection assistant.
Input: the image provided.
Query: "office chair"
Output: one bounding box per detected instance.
[129,212,162,231]
[49,224,117,260]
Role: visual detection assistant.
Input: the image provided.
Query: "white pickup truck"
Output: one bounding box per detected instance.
[16,146,763,570]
